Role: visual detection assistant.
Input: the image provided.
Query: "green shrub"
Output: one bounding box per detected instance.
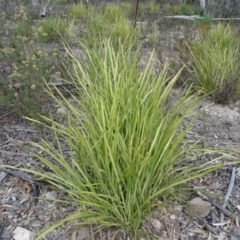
[147,0,161,14]
[101,4,126,22]
[119,2,134,18]
[68,4,94,20]
[83,5,140,50]
[148,24,158,47]
[27,40,228,239]
[195,14,213,31]
[184,24,240,103]
[34,17,68,43]
[0,36,59,118]
[136,1,160,21]
[166,4,196,15]
[0,6,62,118]
[9,5,33,37]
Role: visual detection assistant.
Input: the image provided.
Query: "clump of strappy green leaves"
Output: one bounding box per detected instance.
[29,40,229,239]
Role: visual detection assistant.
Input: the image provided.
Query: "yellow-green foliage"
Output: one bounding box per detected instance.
[83,4,140,50]
[147,0,161,14]
[68,4,94,20]
[166,3,196,15]
[185,24,240,103]
[0,6,63,118]
[119,2,134,18]
[28,40,228,239]
[34,17,68,43]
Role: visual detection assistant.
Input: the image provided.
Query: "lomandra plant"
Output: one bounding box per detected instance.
[68,3,94,21]
[184,24,240,103]
[28,40,228,239]
[84,4,140,50]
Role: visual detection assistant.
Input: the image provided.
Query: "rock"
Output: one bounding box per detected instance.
[232,226,240,236]
[151,218,163,231]
[43,191,57,200]
[218,231,228,240]
[1,228,11,239]
[12,227,36,240]
[186,197,211,218]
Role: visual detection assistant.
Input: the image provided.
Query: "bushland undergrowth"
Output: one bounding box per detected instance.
[0,1,240,238]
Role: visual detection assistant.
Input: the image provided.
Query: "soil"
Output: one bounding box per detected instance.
[0,3,240,240]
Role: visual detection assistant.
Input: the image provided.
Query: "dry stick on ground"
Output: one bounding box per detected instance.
[197,191,239,221]
[0,172,8,184]
[0,150,33,157]
[0,167,40,205]
[0,111,16,120]
[134,16,240,26]
[154,15,240,23]
[0,216,7,239]
[220,167,236,225]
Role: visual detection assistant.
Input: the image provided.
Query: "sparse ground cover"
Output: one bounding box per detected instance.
[0,1,240,239]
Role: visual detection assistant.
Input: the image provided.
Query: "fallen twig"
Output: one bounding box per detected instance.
[0,111,16,120]
[197,191,239,221]
[0,172,8,184]
[220,167,236,224]
[0,150,33,157]
[0,216,7,239]
[154,15,240,23]
[0,167,35,183]
[0,167,40,205]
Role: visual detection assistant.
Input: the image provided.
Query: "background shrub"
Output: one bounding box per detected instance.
[83,4,140,50]
[184,24,240,103]
[0,6,63,118]
[34,17,68,43]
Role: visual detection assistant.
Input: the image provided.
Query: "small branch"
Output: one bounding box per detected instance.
[212,18,240,21]
[220,167,236,224]
[0,111,16,120]
[0,167,35,184]
[0,150,33,157]
[197,191,239,221]
[163,15,203,20]
[0,217,7,239]
[0,167,40,205]
[133,0,140,29]
[154,15,240,23]
[0,172,8,184]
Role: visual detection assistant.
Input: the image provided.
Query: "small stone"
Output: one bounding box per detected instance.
[186,197,211,218]
[152,210,161,218]
[170,214,177,220]
[43,191,57,200]
[218,231,227,240]
[151,218,163,231]
[174,205,183,212]
[56,107,66,116]
[12,226,36,240]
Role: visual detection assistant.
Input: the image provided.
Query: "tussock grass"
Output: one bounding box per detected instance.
[83,4,140,50]
[68,4,94,20]
[184,24,240,103]
[25,40,230,239]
